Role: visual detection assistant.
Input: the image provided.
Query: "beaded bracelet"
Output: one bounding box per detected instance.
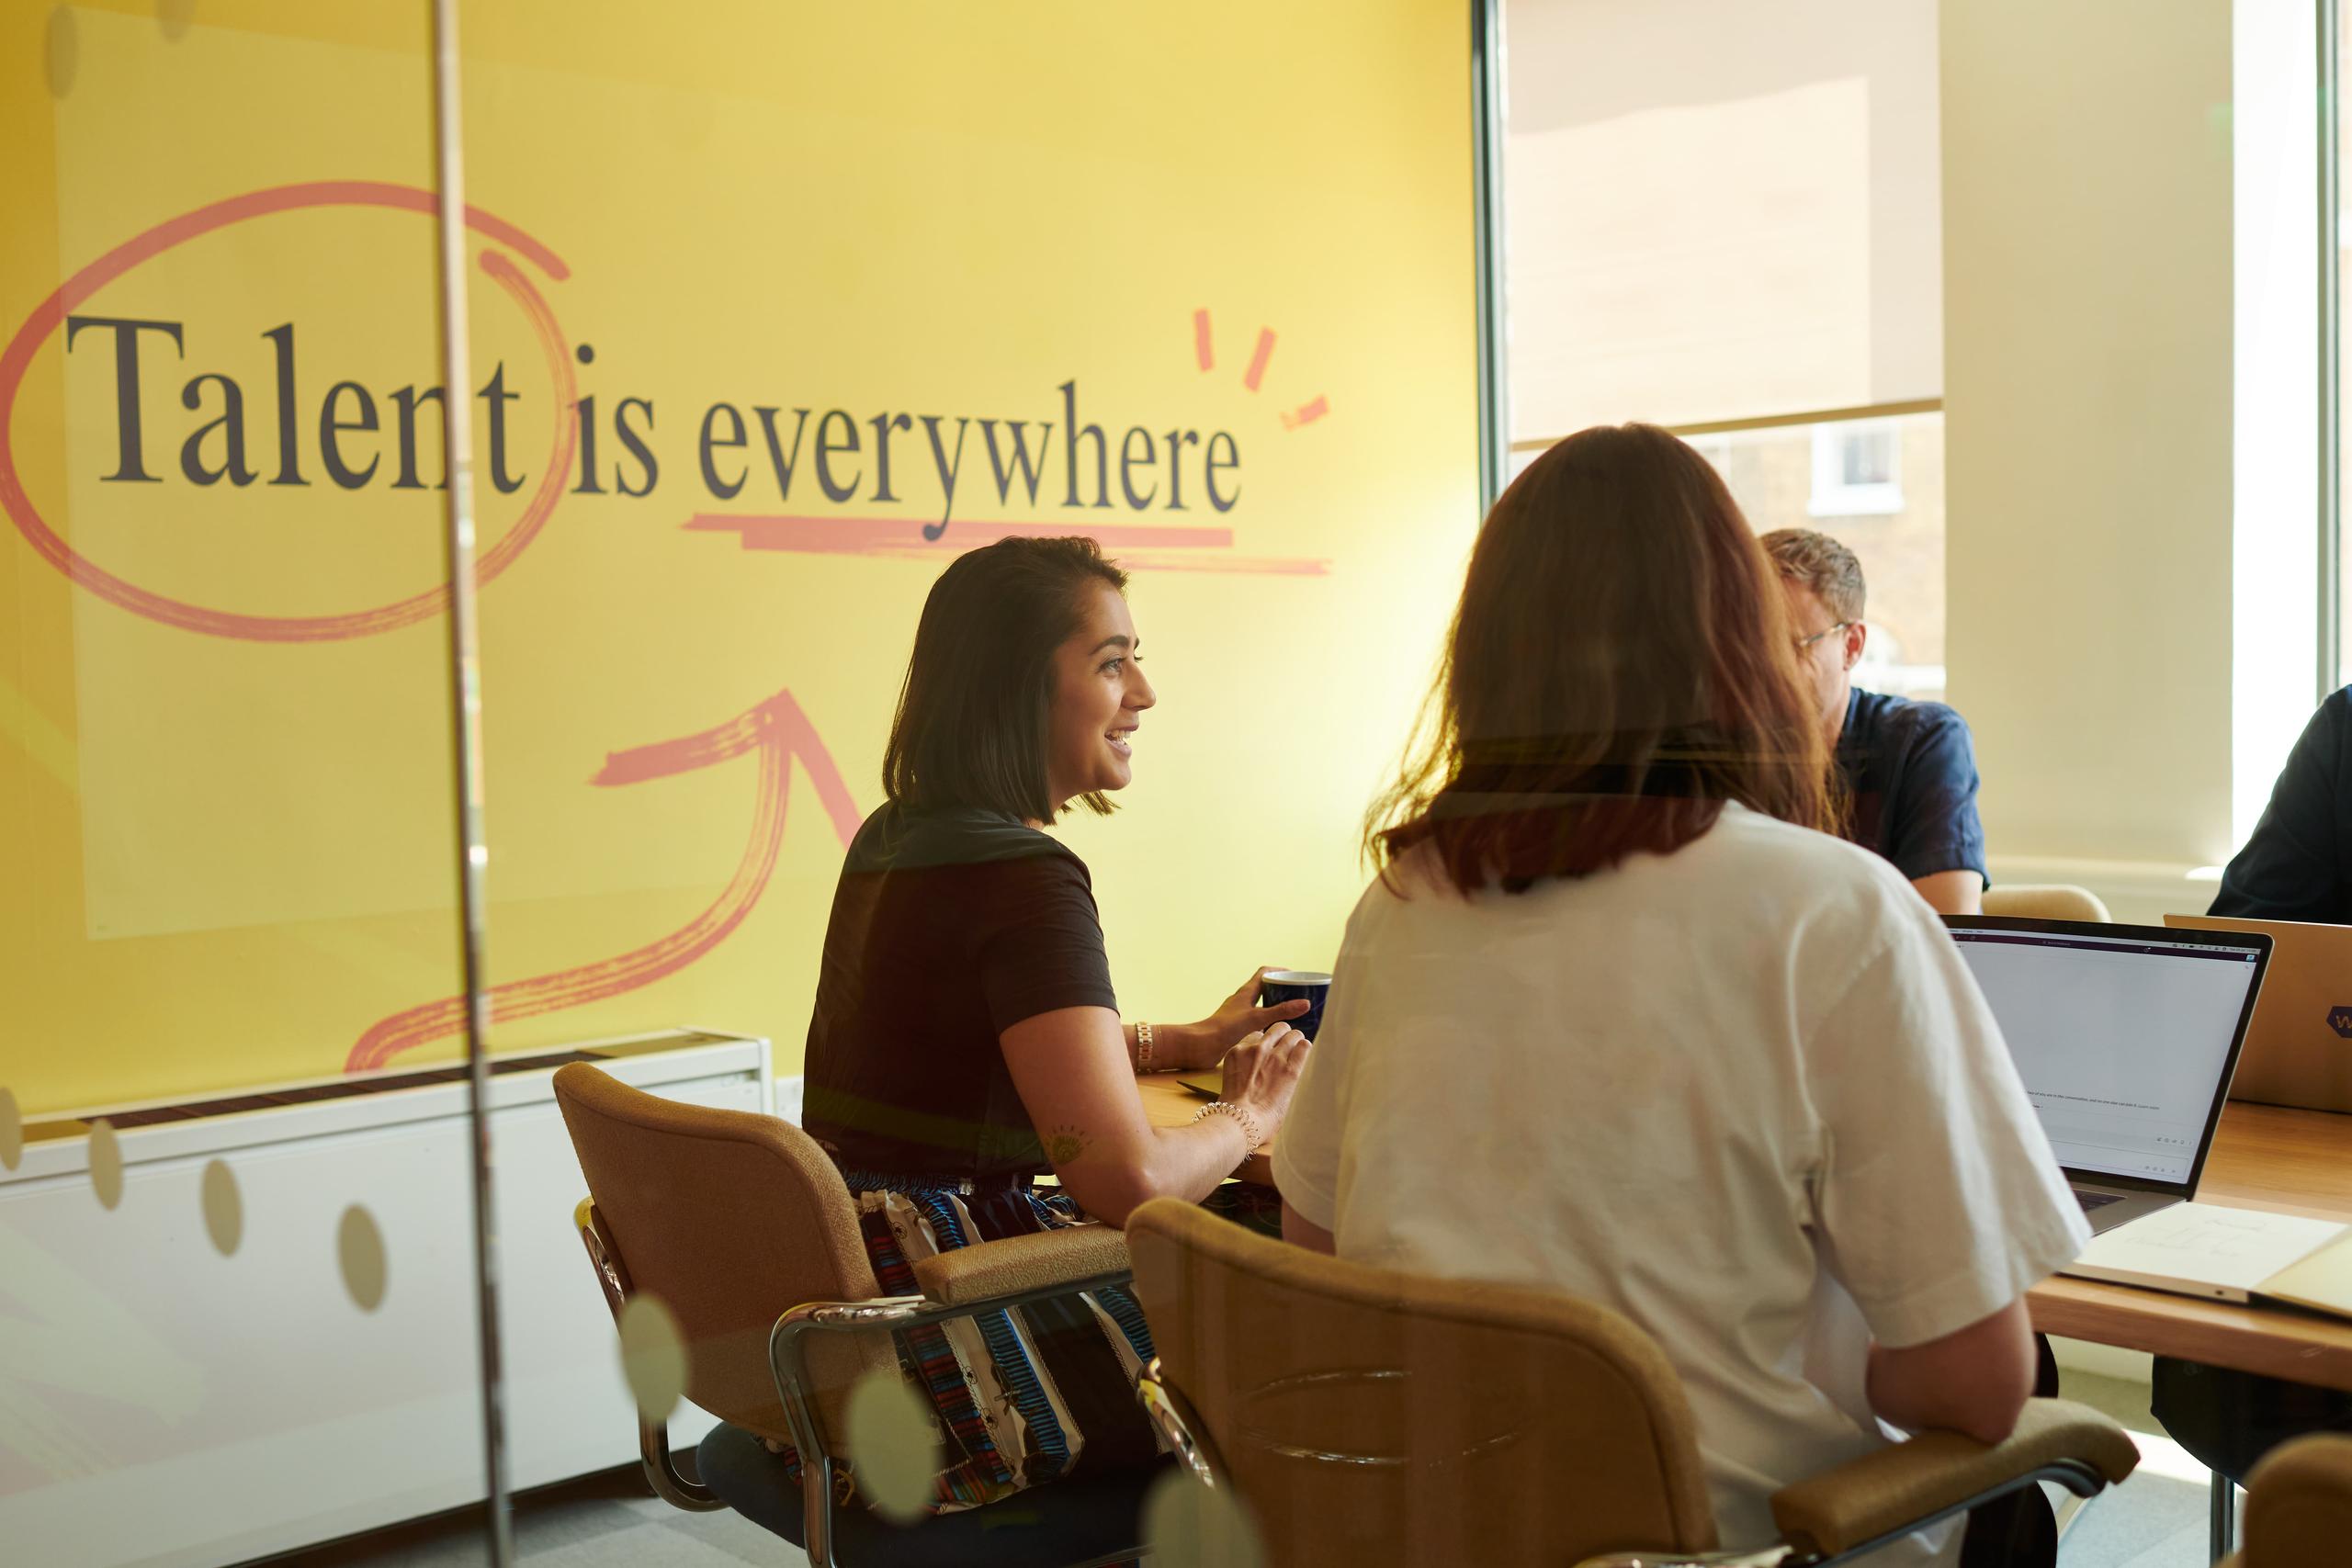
[1192,1099,1263,1155]
[1133,1020,1157,1073]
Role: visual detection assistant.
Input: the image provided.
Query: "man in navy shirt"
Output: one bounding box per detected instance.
[1762,529,1987,914]
[2211,688,2352,921]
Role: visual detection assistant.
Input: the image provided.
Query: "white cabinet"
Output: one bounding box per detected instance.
[0,1032,769,1568]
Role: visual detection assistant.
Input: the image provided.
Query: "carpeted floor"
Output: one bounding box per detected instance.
[2046,1370,2215,1568]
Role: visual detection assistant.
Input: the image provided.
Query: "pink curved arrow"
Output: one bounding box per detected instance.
[345,688,862,1073]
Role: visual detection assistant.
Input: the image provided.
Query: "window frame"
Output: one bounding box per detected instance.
[2323,0,2343,693]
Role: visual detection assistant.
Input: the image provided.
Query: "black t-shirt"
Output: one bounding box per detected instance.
[1835,688,1990,887]
[2212,687,2352,923]
[802,802,1118,1182]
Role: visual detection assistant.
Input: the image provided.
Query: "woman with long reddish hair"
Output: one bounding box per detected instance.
[1271,425,2088,1568]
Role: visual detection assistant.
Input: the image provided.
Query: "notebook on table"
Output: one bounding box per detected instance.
[2064,1201,2351,1309]
[2264,1229,2352,1318]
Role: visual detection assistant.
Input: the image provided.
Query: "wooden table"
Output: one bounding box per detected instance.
[2028,1101,2352,1393]
[1143,1075,2352,1390]
[1138,1070,1273,1185]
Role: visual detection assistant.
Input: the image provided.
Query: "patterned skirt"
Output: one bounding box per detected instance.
[816,1169,1161,1514]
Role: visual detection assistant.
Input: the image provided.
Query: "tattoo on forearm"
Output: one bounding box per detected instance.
[1044,1123,1091,1166]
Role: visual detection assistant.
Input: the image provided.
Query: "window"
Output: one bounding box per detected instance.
[2339,2,2352,689]
[1510,412,1947,703]
[1808,421,1904,516]
[1707,412,1946,703]
[1503,0,1945,694]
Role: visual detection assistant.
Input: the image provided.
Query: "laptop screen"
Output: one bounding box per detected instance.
[1944,919,2268,1190]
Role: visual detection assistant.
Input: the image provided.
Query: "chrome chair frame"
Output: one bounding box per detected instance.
[766,1269,1140,1568]
[1133,1358,2112,1568]
[1136,1354,1225,1488]
[573,1200,722,1511]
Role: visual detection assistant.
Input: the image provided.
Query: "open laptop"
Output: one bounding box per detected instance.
[2165,914,2352,1113]
[1942,916,2271,1235]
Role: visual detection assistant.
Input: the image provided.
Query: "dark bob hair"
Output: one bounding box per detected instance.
[1367,423,1835,893]
[883,536,1131,822]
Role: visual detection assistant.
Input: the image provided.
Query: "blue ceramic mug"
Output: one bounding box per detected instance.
[1259,969,1332,1041]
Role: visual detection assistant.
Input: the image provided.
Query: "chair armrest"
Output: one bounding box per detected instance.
[1768,1397,2140,1561]
[769,1244,1137,1568]
[910,1225,1132,1307]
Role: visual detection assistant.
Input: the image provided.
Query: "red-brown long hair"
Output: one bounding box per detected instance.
[1367,423,1836,894]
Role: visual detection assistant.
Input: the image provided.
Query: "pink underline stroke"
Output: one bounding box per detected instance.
[683,514,1238,552]
[1108,553,1330,576]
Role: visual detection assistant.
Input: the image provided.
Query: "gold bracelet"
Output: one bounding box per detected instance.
[1191,1099,1263,1156]
[1134,1020,1157,1073]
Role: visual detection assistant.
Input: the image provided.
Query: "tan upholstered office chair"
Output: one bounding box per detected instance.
[552,1063,1157,1568]
[1982,884,2112,922]
[1125,1197,2140,1568]
[2224,1432,2352,1568]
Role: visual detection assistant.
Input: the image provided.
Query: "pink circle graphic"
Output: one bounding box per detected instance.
[0,180,576,642]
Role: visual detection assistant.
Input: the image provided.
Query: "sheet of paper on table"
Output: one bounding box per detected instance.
[2063,1201,2348,1303]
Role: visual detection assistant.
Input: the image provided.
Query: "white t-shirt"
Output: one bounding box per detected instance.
[1273,804,2090,1565]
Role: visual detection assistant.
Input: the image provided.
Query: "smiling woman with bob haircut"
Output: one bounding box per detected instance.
[800,534,1311,1513]
[1271,425,2091,1568]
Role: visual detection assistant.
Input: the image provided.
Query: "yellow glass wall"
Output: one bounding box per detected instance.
[6,2,1478,1562]
[454,2,1479,1074]
[4,3,468,1114]
[2,5,492,1562]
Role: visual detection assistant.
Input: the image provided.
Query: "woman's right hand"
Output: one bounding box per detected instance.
[1218,1022,1313,1139]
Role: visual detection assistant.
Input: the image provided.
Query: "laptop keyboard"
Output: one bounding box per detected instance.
[2075,1191,2123,1213]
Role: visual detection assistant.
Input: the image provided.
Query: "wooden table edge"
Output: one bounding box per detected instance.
[2029,1275,2352,1393]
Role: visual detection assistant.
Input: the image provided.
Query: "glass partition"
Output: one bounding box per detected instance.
[7,2,1485,1562]
[0,4,499,1563]
[458,0,1479,1556]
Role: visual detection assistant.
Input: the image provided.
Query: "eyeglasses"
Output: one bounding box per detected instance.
[1793,621,1856,653]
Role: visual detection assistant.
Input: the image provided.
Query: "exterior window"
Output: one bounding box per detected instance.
[1809,422,1904,516]
[1503,0,1944,699]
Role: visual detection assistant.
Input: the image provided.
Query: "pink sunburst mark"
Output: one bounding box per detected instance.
[1282,395,1330,431]
[1243,328,1276,391]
